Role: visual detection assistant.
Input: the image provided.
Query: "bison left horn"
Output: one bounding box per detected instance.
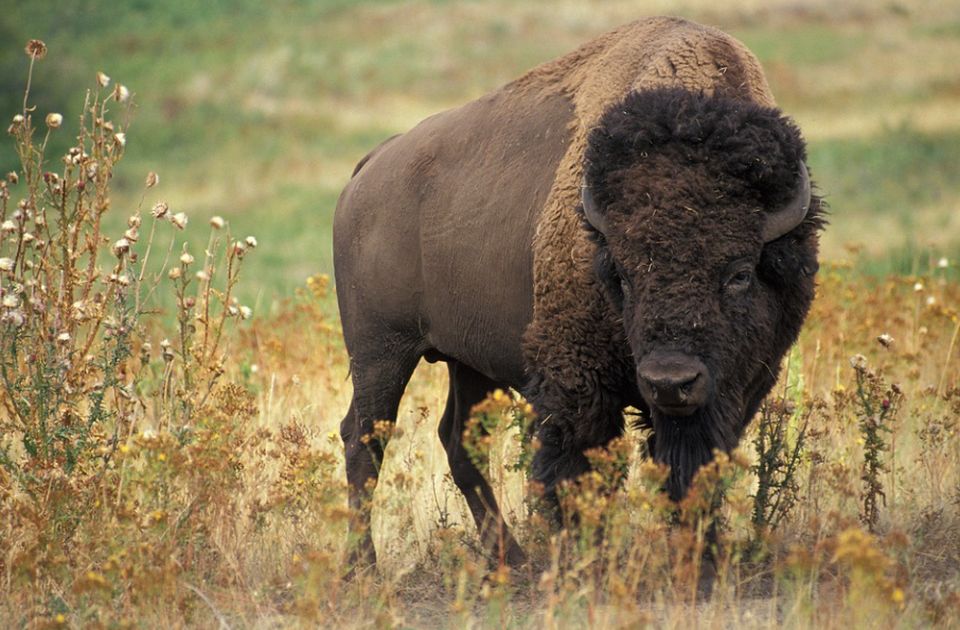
[581,178,609,235]
[762,162,811,242]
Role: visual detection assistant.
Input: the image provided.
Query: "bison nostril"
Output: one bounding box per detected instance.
[637,353,709,414]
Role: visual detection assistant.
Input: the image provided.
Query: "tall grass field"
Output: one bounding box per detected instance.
[1,0,959,627]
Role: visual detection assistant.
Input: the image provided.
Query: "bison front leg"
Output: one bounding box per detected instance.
[527,375,626,525]
[439,362,526,567]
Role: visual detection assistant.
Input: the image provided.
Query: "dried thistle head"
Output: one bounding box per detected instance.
[45,113,63,129]
[96,71,110,87]
[25,39,47,60]
[112,238,131,258]
[151,201,169,219]
[113,84,130,102]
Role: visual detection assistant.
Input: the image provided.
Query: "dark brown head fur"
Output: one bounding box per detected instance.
[581,88,824,498]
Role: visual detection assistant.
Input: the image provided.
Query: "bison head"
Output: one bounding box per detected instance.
[581,88,824,500]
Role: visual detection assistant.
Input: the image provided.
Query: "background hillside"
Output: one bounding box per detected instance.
[4,0,960,304]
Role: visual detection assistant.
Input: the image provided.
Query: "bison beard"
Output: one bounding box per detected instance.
[650,401,741,501]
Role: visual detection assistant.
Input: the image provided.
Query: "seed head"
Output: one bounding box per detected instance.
[179,252,194,266]
[113,132,126,147]
[112,238,131,257]
[113,84,130,102]
[195,270,210,281]
[124,227,139,242]
[209,216,225,229]
[168,267,182,280]
[937,257,949,269]
[239,305,252,320]
[245,235,258,248]
[45,113,63,129]
[151,201,169,219]
[876,333,894,348]
[128,214,141,228]
[1,220,15,232]
[0,258,14,272]
[96,71,110,87]
[170,212,188,230]
[25,39,47,60]
[233,241,247,257]
[2,294,20,308]
[2,309,25,327]
[57,332,71,343]
[849,354,868,372]
[7,172,18,185]
[913,282,924,292]
[22,232,34,244]
[145,171,159,188]
[12,114,24,125]
[926,295,936,307]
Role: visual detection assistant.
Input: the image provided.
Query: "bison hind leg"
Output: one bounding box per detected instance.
[439,361,527,568]
[341,346,420,570]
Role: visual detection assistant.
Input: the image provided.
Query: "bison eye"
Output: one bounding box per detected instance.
[723,267,754,294]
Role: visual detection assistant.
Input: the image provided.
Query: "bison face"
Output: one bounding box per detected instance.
[581,89,822,499]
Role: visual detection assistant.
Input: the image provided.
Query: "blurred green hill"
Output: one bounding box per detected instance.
[4,0,960,305]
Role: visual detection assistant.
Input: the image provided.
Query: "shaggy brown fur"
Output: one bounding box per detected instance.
[333,16,823,567]
[529,87,823,503]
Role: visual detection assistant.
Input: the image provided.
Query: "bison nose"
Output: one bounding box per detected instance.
[637,352,710,417]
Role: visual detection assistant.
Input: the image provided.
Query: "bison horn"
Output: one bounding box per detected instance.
[762,162,811,242]
[581,178,609,235]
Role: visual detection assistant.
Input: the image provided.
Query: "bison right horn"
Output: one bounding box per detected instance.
[581,177,609,235]
[762,162,811,243]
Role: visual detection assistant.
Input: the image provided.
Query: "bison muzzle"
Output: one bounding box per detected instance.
[333,16,824,569]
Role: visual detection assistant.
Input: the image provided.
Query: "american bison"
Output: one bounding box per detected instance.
[333,16,823,567]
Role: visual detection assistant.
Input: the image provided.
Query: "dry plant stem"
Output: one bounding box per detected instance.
[22,54,36,114]
[200,228,217,353]
[937,317,960,396]
[138,227,177,314]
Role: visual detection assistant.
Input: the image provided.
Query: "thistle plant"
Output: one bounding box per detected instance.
[751,397,810,538]
[850,354,903,532]
[0,40,262,624]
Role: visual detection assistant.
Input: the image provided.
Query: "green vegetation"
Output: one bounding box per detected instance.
[4,0,959,302]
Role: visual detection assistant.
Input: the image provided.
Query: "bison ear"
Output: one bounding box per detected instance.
[581,178,610,235]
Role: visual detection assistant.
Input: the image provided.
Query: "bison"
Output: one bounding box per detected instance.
[333,16,823,567]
